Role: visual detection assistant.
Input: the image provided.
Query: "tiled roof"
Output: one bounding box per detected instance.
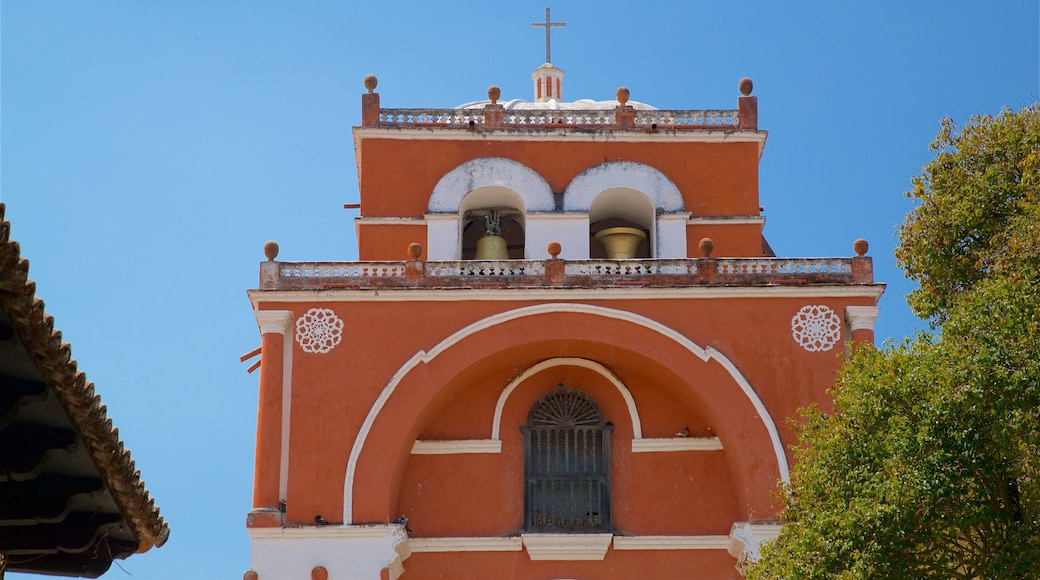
[0,203,168,576]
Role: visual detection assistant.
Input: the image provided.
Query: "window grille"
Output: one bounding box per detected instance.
[521,384,612,533]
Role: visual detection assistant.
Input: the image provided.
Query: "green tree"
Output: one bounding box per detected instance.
[747,106,1040,579]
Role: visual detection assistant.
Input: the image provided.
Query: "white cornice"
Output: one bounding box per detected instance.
[408,537,522,552]
[521,533,613,560]
[613,535,731,550]
[845,305,882,331]
[247,524,402,540]
[255,310,293,335]
[353,127,767,146]
[250,285,885,307]
[687,216,766,225]
[631,437,723,452]
[410,440,502,454]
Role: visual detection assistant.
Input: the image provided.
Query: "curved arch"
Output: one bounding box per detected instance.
[490,357,642,440]
[344,303,789,523]
[563,161,684,212]
[428,157,554,213]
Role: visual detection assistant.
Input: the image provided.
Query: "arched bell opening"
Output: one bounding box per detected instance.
[588,188,654,259]
[459,187,526,260]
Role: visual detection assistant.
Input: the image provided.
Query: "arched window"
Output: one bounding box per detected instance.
[520,385,612,532]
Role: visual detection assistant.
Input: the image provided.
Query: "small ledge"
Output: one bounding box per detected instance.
[409,537,522,553]
[631,437,722,453]
[521,533,612,561]
[410,439,502,455]
[613,535,730,550]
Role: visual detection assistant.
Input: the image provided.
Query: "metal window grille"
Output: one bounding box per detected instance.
[520,385,612,533]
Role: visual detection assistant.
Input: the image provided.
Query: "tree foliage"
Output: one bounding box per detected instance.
[748,106,1040,579]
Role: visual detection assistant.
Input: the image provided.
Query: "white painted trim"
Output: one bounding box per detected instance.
[408,537,522,553]
[355,217,427,225]
[280,323,293,504]
[521,533,613,560]
[343,303,791,523]
[255,310,293,335]
[410,440,502,454]
[563,161,683,212]
[428,157,554,213]
[728,522,783,566]
[612,535,730,550]
[845,305,881,332]
[630,437,723,452]
[247,524,409,580]
[491,358,642,440]
[247,524,405,540]
[687,216,766,225]
[354,127,767,145]
[250,285,887,308]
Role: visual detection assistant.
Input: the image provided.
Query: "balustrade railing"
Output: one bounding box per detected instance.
[373,107,740,129]
[261,256,870,290]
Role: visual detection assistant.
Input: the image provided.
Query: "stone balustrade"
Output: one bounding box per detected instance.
[259,257,873,290]
[372,107,740,130]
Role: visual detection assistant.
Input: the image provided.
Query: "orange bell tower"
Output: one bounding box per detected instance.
[243,51,883,580]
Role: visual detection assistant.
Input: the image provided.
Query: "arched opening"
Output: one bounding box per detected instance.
[521,384,613,533]
[589,188,655,259]
[459,187,526,260]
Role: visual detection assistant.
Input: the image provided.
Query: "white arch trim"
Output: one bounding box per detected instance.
[428,157,554,213]
[490,357,643,440]
[563,161,684,212]
[343,303,789,523]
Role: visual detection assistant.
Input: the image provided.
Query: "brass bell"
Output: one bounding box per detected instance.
[475,234,509,260]
[594,227,647,259]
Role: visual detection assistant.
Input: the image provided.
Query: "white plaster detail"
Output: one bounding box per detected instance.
[630,437,723,453]
[613,535,730,550]
[521,533,613,560]
[728,522,783,573]
[687,215,766,225]
[563,161,683,213]
[250,285,887,308]
[280,324,293,504]
[845,305,881,332]
[424,213,459,261]
[255,310,293,335]
[247,524,409,580]
[525,212,590,260]
[295,308,344,354]
[656,212,690,259]
[410,440,502,454]
[343,303,790,523]
[428,157,554,213]
[791,305,842,352]
[408,537,522,552]
[354,126,768,147]
[491,357,642,440]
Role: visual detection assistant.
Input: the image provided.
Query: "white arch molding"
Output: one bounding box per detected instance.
[342,303,790,523]
[491,357,643,440]
[562,161,684,212]
[427,157,554,213]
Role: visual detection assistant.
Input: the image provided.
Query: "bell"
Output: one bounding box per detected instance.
[475,234,509,260]
[594,227,647,259]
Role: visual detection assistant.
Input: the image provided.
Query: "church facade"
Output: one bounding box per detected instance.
[243,58,883,579]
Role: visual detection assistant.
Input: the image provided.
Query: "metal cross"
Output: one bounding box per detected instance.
[530,8,566,64]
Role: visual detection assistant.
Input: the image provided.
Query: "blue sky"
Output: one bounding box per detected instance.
[2,2,1037,578]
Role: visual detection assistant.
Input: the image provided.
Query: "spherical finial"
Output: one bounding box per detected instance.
[547,241,562,259]
[243,571,259,580]
[407,242,423,260]
[488,85,501,104]
[616,87,630,105]
[364,74,378,93]
[698,238,715,258]
[263,240,279,262]
[739,77,753,96]
[311,566,329,580]
[853,238,869,256]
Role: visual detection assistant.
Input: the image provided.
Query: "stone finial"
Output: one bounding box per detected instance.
[547,241,562,259]
[698,238,715,258]
[407,242,423,260]
[264,241,279,261]
[364,74,378,93]
[243,572,259,580]
[616,86,630,106]
[488,85,501,104]
[739,77,753,96]
[853,238,869,256]
[311,566,329,580]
